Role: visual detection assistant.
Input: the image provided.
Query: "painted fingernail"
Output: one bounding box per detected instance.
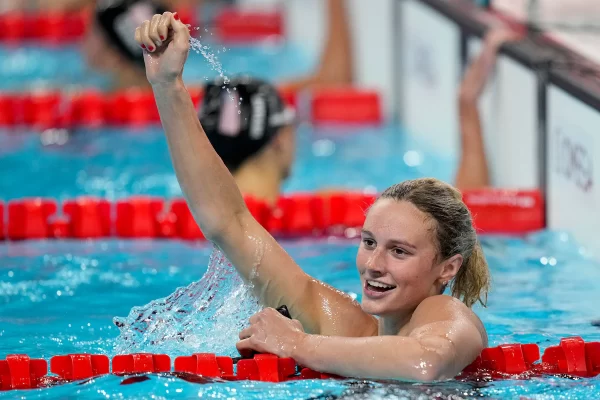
[174,13,179,20]
[160,35,165,40]
[141,44,146,49]
[148,46,154,51]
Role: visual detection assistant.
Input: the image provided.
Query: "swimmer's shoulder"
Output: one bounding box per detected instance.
[405,295,488,346]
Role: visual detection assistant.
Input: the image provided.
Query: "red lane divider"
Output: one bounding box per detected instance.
[63,198,111,239]
[113,354,170,375]
[7,198,57,240]
[540,337,600,377]
[0,85,299,128]
[174,353,234,378]
[3,337,599,391]
[169,199,204,240]
[463,189,545,234]
[0,7,198,44]
[0,189,545,241]
[481,343,540,375]
[458,336,600,381]
[50,354,109,381]
[312,88,382,124]
[116,197,164,238]
[215,8,284,43]
[0,202,4,241]
[0,11,89,44]
[0,355,47,390]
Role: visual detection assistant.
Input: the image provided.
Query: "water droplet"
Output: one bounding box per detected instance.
[188,36,230,84]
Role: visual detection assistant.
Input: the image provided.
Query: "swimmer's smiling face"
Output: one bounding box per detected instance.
[356,198,449,318]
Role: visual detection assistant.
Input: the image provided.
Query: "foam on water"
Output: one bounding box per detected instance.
[113,245,261,356]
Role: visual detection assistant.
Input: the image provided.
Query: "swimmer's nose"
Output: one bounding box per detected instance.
[365,249,386,276]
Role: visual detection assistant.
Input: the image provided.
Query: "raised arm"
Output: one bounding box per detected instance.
[237,296,485,381]
[134,12,374,336]
[455,27,523,190]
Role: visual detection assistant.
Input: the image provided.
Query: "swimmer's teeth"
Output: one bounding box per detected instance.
[367,280,394,290]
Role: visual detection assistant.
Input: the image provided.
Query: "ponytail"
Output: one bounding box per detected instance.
[451,241,490,308]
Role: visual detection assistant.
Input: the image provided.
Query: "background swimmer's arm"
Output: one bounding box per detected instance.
[280,0,353,92]
[455,26,522,190]
[292,297,484,381]
[143,14,372,337]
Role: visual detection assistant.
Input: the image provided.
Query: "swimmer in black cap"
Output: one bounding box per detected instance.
[200,0,351,205]
[83,0,167,90]
[199,76,296,205]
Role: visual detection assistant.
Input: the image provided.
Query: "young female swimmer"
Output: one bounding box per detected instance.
[134,12,490,382]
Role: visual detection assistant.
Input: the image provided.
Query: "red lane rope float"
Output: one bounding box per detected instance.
[0,7,198,45]
[0,7,280,45]
[0,88,205,130]
[0,189,544,241]
[311,88,382,125]
[464,189,545,235]
[0,86,385,128]
[1,336,599,391]
[214,8,284,44]
[0,87,300,129]
[0,11,89,45]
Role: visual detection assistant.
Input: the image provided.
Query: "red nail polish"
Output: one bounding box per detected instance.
[174,13,179,20]
[148,46,154,51]
[160,35,165,40]
[141,44,146,49]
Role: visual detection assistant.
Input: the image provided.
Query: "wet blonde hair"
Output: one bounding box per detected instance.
[378,178,490,307]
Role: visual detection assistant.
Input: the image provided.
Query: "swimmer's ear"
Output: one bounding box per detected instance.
[438,254,463,285]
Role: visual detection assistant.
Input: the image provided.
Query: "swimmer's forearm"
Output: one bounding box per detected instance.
[153,80,321,318]
[316,0,353,84]
[152,79,248,237]
[456,100,489,190]
[459,38,501,102]
[292,335,452,382]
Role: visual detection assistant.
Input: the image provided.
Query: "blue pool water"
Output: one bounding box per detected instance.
[2,40,600,399]
[0,42,312,92]
[0,123,452,200]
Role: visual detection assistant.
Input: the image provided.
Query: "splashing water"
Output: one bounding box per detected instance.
[189,35,229,85]
[112,245,261,356]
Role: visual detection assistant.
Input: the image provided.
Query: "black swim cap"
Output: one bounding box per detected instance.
[95,0,167,68]
[200,76,296,172]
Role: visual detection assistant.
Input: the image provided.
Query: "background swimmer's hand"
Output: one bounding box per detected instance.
[134,12,190,86]
[236,308,306,359]
[484,25,525,48]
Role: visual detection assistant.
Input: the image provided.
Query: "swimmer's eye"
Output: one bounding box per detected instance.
[392,247,408,257]
[362,238,376,248]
